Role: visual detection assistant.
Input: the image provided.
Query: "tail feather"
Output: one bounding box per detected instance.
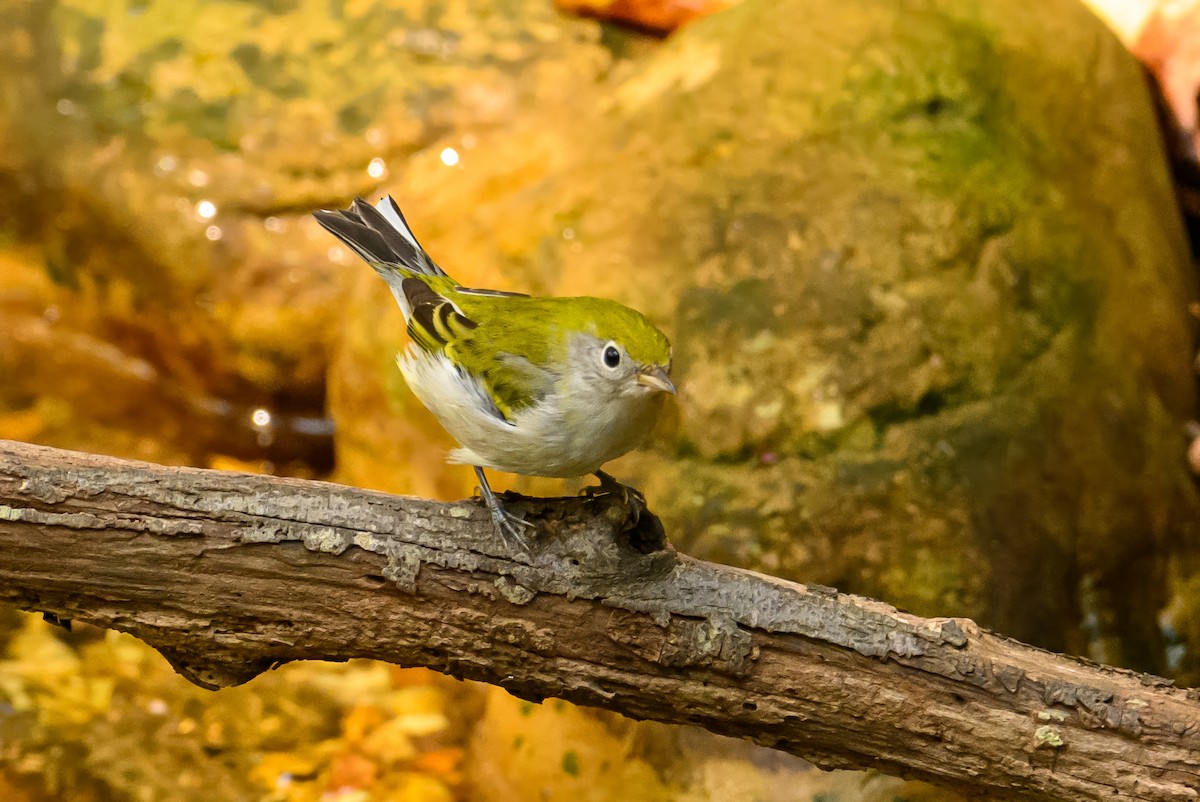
[374,196,421,252]
[314,196,452,321]
[313,196,449,279]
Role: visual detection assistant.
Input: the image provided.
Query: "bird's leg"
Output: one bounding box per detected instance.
[474,466,535,552]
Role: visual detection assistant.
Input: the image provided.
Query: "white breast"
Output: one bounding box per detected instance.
[398,347,662,478]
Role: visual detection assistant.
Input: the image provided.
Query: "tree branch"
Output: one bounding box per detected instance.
[0,440,1196,801]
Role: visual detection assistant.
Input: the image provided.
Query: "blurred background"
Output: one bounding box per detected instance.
[1,0,1199,799]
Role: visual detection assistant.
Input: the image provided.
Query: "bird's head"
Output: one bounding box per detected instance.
[565,299,674,401]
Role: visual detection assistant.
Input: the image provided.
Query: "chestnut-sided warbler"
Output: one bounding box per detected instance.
[314,197,675,548]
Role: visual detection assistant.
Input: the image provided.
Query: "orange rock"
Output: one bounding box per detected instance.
[1132,3,1200,206]
[554,0,738,34]
[1086,2,1199,230]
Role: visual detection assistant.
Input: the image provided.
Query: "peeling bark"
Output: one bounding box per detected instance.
[0,439,1197,801]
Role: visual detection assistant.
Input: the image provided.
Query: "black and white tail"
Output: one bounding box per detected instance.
[314,196,450,278]
[314,196,451,319]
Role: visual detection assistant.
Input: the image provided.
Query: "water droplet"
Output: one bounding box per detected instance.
[55,98,75,115]
[562,228,575,240]
[440,147,460,167]
[154,155,178,176]
[264,216,283,233]
[196,200,217,220]
[251,408,272,428]
[462,134,477,149]
[367,157,387,179]
[205,225,222,241]
[188,169,210,188]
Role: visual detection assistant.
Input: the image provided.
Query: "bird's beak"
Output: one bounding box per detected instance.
[637,366,676,395]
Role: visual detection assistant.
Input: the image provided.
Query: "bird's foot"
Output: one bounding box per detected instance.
[583,469,645,504]
[486,501,536,554]
[473,465,535,556]
[583,470,646,525]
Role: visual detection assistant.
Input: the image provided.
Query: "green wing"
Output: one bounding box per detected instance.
[402,277,557,421]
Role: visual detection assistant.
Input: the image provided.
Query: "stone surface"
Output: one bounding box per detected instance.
[332,0,1200,674]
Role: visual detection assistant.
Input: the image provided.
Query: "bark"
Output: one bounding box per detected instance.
[0,439,1197,801]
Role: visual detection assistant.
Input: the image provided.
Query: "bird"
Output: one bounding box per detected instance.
[313,196,675,550]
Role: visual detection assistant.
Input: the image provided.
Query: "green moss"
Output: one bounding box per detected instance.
[1034,725,1065,749]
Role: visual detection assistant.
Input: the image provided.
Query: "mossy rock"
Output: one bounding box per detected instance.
[333,0,1199,673]
[0,0,605,466]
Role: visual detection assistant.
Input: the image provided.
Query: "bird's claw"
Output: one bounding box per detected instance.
[583,470,645,504]
[489,505,536,554]
[583,470,646,525]
[472,466,536,556]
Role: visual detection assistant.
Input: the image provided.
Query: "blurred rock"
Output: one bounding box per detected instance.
[0,614,461,802]
[1135,3,1200,252]
[465,688,965,802]
[1081,2,1200,253]
[1136,2,1200,151]
[555,0,737,34]
[0,0,606,469]
[335,0,1200,674]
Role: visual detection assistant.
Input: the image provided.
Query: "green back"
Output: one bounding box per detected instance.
[408,275,670,420]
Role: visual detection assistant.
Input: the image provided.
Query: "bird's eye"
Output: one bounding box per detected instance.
[603,344,621,368]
